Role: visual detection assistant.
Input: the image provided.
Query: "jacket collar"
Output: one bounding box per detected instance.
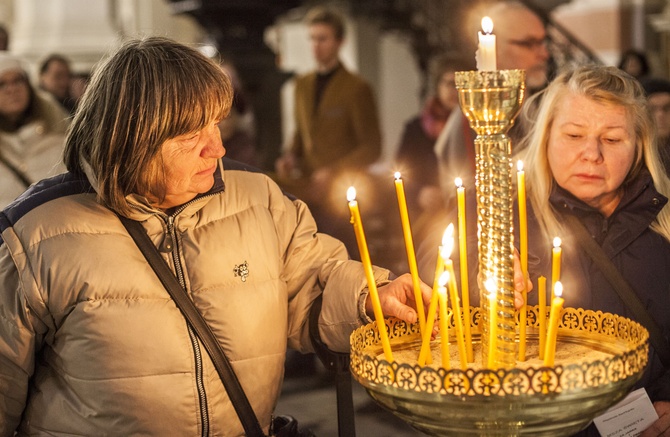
[550,168,667,255]
[82,157,226,221]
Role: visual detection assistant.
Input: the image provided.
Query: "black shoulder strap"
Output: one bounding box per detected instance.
[118,215,265,437]
[564,214,670,367]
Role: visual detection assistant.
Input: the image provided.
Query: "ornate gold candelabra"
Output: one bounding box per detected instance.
[457,69,525,368]
[349,70,649,436]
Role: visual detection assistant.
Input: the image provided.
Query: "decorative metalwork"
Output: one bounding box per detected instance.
[350,307,648,436]
[455,69,525,369]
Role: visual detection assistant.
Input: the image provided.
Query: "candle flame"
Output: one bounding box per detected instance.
[346,186,356,202]
[553,237,562,248]
[517,160,524,172]
[394,171,401,180]
[554,281,563,298]
[438,271,450,289]
[455,177,463,188]
[441,223,454,259]
[482,16,493,34]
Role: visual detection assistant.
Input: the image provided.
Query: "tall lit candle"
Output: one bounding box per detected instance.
[347,187,393,362]
[538,275,547,360]
[394,172,426,335]
[552,237,562,293]
[437,271,451,369]
[517,161,528,361]
[476,16,497,71]
[455,177,473,362]
[485,278,497,369]
[417,227,452,365]
[544,281,565,367]
[443,224,467,370]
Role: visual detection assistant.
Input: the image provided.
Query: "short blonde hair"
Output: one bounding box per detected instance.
[64,37,233,215]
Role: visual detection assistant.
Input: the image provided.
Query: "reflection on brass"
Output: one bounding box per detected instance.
[350,307,648,436]
[456,69,525,369]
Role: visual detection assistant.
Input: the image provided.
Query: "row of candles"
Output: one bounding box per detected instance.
[347,162,565,369]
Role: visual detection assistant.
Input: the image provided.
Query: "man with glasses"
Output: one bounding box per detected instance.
[433,1,549,207]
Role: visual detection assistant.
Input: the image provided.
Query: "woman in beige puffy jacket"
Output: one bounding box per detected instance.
[0,37,430,436]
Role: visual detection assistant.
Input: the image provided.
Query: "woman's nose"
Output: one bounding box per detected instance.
[201,125,225,159]
[579,137,603,162]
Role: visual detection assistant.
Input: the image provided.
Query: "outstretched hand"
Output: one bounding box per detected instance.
[368,273,432,325]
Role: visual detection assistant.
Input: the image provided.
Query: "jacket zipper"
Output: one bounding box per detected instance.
[164,210,210,437]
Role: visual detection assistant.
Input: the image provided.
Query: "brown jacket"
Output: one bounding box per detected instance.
[290,65,382,175]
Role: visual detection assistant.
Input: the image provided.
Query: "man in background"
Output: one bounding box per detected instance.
[434,1,550,206]
[275,7,382,258]
[39,54,76,115]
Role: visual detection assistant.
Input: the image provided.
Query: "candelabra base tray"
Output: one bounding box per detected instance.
[350,307,649,436]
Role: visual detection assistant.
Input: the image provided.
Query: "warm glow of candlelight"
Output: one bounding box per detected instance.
[482,16,493,34]
[393,172,427,335]
[347,186,356,202]
[347,187,393,361]
[437,271,450,369]
[544,281,565,367]
[485,278,497,368]
[441,223,454,260]
[477,16,497,71]
[455,177,473,362]
[552,237,562,294]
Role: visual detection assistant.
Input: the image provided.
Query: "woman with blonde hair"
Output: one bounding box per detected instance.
[519,65,670,435]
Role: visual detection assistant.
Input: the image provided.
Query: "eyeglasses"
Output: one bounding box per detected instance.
[506,37,549,51]
[0,75,27,91]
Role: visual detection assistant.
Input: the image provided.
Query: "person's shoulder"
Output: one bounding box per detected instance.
[332,65,367,86]
[1,172,93,232]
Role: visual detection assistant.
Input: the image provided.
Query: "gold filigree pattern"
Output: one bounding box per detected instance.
[350,306,648,397]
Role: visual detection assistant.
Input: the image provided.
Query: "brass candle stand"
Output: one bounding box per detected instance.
[350,307,649,436]
[457,69,526,368]
[349,70,649,435]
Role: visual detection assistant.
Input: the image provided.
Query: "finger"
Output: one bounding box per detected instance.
[384,297,418,324]
[513,252,526,292]
[515,291,524,309]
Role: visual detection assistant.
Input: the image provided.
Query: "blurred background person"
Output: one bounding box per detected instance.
[39,53,76,115]
[641,76,670,176]
[0,24,8,51]
[618,48,651,81]
[274,6,382,258]
[218,60,258,167]
[394,55,472,235]
[434,0,550,209]
[69,72,90,109]
[0,53,69,208]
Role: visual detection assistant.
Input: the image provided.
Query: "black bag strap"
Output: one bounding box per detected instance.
[118,215,265,437]
[564,214,670,367]
[308,295,356,437]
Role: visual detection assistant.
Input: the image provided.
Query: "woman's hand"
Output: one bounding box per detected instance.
[513,248,533,309]
[368,273,432,325]
[640,401,670,436]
